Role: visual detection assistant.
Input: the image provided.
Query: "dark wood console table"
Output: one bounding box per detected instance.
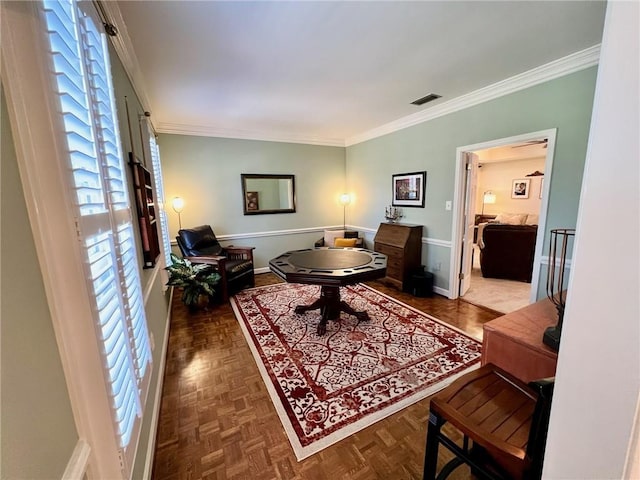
[269,248,387,335]
[482,297,558,383]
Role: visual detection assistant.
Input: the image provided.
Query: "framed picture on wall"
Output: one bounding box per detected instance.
[511,178,530,199]
[245,191,259,211]
[392,171,426,207]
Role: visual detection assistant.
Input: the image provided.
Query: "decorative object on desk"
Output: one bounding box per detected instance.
[384,205,403,222]
[543,228,575,351]
[392,171,426,207]
[171,196,184,229]
[230,282,481,460]
[481,190,496,215]
[165,253,221,311]
[511,178,530,199]
[339,193,351,230]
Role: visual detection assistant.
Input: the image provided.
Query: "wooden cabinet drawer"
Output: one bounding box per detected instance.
[374,243,403,258]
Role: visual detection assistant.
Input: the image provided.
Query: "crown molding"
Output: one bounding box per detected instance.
[345,44,601,146]
[101,2,599,149]
[155,122,346,147]
[98,1,155,129]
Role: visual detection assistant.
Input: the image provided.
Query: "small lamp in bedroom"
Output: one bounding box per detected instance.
[543,228,575,351]
[481,191,496,215]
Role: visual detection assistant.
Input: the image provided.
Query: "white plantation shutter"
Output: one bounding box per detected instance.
[42,0,152,461]
[148,130,172,268]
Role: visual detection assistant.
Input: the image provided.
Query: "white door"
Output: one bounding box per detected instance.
[459,152,479,295]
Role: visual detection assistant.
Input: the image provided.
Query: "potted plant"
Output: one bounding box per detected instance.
[165,253,221,311]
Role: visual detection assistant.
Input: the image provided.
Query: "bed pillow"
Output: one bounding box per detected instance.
[323,230,345,247]
[334,237,358,247]
[494,213,528,225]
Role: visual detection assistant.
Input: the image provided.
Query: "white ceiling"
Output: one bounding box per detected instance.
[114,1,606,146]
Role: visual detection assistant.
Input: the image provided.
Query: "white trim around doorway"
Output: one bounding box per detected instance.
[448,129,557,301]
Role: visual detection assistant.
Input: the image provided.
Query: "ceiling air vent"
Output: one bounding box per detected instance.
[411,93,442,106]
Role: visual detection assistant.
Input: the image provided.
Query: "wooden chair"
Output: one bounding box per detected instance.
[423,363,554,480]
[176,225,255,301]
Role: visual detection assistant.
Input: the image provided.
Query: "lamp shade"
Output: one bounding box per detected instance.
[339,193,351,206]
[483,191,496,204]
[171,196,184,213]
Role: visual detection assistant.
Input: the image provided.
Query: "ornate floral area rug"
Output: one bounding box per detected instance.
[230,282,482,460]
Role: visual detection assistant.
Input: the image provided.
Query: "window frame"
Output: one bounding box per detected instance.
[1,1,154,477]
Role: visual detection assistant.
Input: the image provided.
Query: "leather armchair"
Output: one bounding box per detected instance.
[176,225,255,301]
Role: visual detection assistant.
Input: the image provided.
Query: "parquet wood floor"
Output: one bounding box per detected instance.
[151,273,500,480]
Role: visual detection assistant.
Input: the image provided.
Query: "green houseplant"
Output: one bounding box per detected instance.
[166,253,221,311]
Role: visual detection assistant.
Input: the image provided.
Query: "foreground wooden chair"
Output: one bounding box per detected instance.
[423,363,554,480]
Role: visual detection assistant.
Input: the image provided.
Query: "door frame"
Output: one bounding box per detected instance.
[448,128,557,301]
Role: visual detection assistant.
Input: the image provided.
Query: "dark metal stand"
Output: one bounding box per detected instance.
[543,305,564,350]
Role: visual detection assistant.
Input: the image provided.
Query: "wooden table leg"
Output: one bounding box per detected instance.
[294,285,370,335]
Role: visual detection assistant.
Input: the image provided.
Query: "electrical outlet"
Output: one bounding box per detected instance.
[445,201,452,211]
[434,262,442,271]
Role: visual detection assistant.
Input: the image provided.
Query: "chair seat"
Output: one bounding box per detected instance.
[423,364,553,480]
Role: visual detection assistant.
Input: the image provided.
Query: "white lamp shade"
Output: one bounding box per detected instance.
[171,196,185,213]
[483,192,496,204]
[339,193,351,206]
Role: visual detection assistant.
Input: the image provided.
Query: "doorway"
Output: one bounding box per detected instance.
[449,129,557,313]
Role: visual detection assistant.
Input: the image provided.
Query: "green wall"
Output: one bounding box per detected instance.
[346,67,598,291]
[1,86,78,478]
[158,134,346,268]
[159,68,597,292]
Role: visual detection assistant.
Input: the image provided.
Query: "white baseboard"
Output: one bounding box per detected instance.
[62,439,90,480]
[433,286,449,298]
[141,291,173,479]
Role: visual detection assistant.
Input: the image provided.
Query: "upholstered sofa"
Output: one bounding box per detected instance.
[479,222,538,283]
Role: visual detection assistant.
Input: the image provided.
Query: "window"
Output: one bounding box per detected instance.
[42,0,151,470]
[147,126,172,270]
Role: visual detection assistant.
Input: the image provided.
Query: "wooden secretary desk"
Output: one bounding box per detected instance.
[373,223,423,290]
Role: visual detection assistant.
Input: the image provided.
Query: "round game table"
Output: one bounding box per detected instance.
[269,247,387,335]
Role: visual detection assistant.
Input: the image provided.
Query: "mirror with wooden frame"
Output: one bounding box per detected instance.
[241,174,296,215]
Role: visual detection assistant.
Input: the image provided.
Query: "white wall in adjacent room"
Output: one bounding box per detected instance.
[477,157,545,216]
